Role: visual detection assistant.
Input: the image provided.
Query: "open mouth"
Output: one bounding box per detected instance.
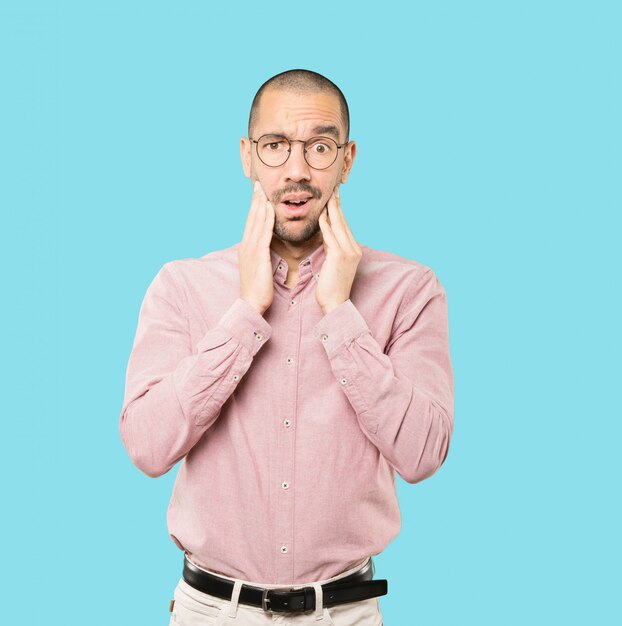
[281,196,313,215]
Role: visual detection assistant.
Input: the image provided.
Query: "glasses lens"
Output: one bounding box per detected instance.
[305,137,338,169]
[257,135,290,167]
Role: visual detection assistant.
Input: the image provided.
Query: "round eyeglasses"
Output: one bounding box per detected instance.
[249,134,348,170]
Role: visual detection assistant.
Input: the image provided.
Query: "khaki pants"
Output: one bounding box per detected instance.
[168,557,384,625]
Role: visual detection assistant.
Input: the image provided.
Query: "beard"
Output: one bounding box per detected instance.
[273,209,322,244]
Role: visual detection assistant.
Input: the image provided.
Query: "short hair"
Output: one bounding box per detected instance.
[248,69,350,142]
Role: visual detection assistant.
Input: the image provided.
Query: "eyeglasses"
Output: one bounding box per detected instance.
[249,134,348,170]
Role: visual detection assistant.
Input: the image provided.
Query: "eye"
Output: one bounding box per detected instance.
[259,136,288,152]
[308,139,335,154]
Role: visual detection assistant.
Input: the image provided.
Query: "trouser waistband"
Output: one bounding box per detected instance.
[181,554,388,613]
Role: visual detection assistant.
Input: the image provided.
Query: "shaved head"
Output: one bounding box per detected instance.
[248,69,350,142]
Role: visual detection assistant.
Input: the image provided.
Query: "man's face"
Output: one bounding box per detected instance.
[240,88,356,245]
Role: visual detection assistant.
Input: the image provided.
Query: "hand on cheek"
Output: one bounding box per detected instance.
[238,181,276,315]
[316,186,362,315]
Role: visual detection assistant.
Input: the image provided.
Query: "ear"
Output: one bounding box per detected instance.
[240,136,252,178]
[339,141,356,184]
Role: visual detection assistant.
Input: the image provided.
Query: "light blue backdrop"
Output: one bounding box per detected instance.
[2,1,620,624]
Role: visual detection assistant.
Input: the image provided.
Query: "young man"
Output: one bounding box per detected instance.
[119,69,454,625]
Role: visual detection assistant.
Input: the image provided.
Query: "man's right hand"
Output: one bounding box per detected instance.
[238,180,276,315]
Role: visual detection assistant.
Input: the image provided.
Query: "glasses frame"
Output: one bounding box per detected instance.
[249,134,349,170]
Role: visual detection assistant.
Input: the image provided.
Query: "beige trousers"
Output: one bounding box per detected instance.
[168,557,384,626]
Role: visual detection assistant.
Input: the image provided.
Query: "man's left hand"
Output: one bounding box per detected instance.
[316,186,363,315]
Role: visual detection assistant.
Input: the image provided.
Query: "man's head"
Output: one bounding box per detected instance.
[240,69,356,246]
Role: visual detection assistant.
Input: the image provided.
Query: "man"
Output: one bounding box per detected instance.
[119,69,454,625]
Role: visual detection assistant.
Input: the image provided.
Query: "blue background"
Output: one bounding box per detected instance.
[2,1,620,624]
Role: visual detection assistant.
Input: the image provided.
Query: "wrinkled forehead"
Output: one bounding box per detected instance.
[254,88,345,141]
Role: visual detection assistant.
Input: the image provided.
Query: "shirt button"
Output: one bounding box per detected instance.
[286,357,293,364]
[281,481,289,489]
[233,374,239,381]
[283,419,292,428]
[280,546,288,554]
[321,334,328,343]
[255,333,263,341]
[340,378,348,385]
[290,299,296,306]
[278,264,283,271]
[315,273,320,280]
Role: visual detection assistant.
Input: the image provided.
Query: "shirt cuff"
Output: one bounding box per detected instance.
[196,297,272,357]
[313,299,370,357]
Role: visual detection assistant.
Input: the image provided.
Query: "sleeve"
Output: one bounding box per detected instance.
[312,268,454,484]
[118,262,272,478]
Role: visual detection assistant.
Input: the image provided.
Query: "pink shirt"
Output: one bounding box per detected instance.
[119,241,454,585]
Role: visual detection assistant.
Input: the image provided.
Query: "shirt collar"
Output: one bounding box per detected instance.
[270,241,326,280]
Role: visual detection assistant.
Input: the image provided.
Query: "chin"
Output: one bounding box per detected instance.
[274,218,321,244]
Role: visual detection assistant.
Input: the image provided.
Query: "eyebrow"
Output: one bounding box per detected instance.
[311,125,341,141]
[263,125,342,142]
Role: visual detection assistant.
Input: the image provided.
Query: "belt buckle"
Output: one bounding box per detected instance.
[262,586,295,612]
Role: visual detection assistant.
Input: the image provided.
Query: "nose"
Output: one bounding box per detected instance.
[283,140,311,183]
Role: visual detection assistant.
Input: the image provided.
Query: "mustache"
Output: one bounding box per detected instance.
[272,182,322,204]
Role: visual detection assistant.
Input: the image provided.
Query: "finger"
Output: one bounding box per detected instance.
[318,206,340,250]
[241,181,262,243]
[325,190,351,251]
[242,181,267,245]
[256,182,268,225]
[330,187,359,252]
[260,201,275,246]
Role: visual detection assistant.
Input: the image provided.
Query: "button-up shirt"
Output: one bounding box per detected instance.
[119,241,454,585]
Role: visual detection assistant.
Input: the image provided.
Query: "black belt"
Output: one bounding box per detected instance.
[182,555,388,613]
